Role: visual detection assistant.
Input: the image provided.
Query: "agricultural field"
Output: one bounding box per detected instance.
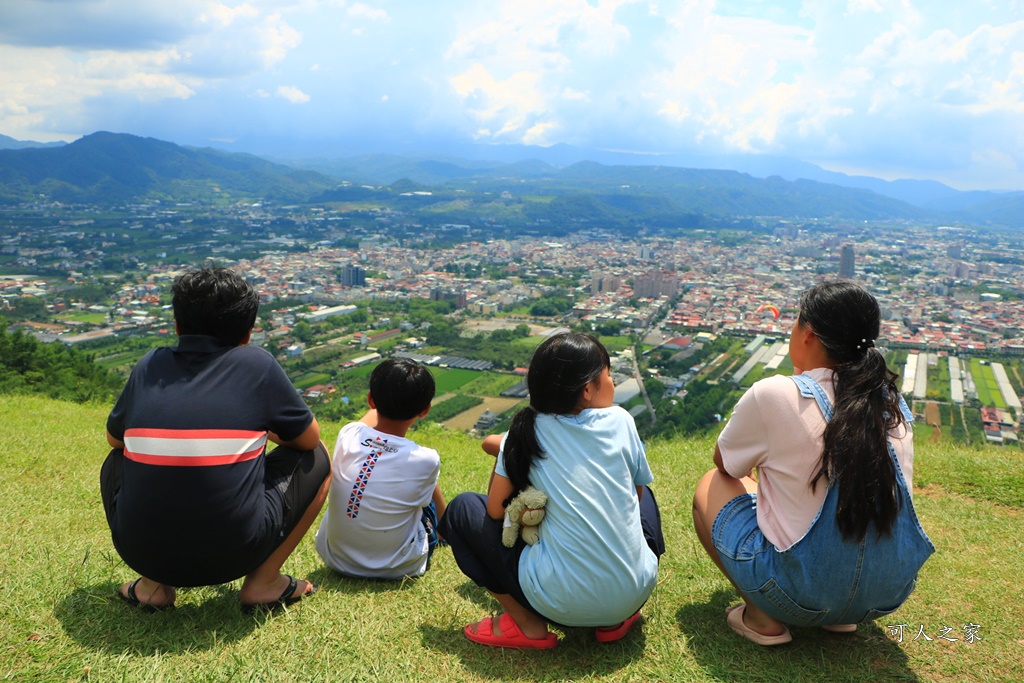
[511,335,547,351]
[443,396,523,432]
[598,335,634,354]
[970,359,1007,409]
[428,394,484,423]
[56,311,108,325]
[428,367,481,393]
[925,357,952,402]
[689,339,1022,449]
[93,350,148,374]
[293,372,332,390]
[344,362,379,379]
[738,355,793,388]
[458,372,523,397]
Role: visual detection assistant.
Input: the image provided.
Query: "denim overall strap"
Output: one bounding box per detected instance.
[895,392,914,424]
[791,373,834,421]
[792,373,914,426]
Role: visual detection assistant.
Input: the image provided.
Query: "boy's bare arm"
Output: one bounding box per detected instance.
[432,483,447,519]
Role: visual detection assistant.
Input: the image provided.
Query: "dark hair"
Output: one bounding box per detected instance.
[172,267,259,346]
[502,333,610,503]
[369,358,436,420]
[799,280,907,542]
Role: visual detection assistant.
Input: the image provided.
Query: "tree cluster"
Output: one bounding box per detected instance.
[642,379,738,439]
[425,323,534,370]
[0,320,122,403]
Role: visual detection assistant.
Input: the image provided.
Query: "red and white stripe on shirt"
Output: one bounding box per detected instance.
[123,428,268,467]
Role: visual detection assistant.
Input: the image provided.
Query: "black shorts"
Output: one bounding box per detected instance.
[100,442,330,586]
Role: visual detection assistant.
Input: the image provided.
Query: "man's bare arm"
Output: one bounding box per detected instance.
[268,417,321,451]
[106,430,126,449]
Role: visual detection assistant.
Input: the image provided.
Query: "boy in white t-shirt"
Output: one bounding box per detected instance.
[315,358,447,579]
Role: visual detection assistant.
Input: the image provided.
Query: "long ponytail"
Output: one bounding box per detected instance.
[800,281,907,542]
[502,405,541,506]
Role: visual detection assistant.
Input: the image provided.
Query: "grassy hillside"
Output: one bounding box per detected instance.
[1,396,1020,682]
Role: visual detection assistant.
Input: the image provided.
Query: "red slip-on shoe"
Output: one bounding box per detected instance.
[595,611,642,643]
[464,613,558,650]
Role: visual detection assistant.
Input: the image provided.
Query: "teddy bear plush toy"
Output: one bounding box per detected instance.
[501,486,548,547]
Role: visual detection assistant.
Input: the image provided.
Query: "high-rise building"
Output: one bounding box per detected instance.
[634,270,680,299]
[839,245,855,278]
[340,264,366,287]
[590,272,622,295]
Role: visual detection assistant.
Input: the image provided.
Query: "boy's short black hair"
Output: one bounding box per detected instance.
[369,358,435,420]
[172,267,259,346]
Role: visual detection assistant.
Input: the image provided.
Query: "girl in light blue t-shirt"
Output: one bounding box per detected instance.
[439,333,665,649]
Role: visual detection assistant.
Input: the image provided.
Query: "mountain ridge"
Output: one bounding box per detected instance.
[0,131,1020,228]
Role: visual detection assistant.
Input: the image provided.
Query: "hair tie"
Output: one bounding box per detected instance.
[855,338,875,351]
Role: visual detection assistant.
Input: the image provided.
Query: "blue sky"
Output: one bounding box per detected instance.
[1,1,1022,190]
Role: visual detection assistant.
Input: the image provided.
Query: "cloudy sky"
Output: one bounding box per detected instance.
[1,1,1022,190]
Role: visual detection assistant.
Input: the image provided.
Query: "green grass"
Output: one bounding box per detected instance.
[927,359,952,402]
[93,350,152,375]
[428,367,480,393]
[970,360,1007,409]
[292,372,333,390]
[0,395,1020,682]
[458,372,523,397]
[56,312,108,325]
[344,361,380,379]
[512,336,546,351]
[978,364,1008,410]
[426,394,485,423]
[597,336,632,354]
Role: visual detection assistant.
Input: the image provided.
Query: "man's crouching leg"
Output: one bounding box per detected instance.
[239,441,330,608]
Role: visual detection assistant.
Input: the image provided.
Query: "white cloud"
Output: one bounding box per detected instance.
[201,2,260,27]
[257,13,303,67]
[846,0,884,13]
[561,88,589,101]
[445,0,638,144]
[522,121,560,146]
[276,85,310,103]
[646,9,817,153]
[450,63,550,142]
[0,1,1022,188]
[348,3,390,22]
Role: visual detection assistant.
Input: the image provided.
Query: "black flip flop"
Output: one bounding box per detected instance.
[118,578,175,613]
[242,575,316,613]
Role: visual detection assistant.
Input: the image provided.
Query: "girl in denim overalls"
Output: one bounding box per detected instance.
[693,281,934,645]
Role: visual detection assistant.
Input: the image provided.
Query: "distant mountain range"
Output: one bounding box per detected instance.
[0,131,1020,228]
[0,134,66,151]
[259,138,1015,210]
[0,132,334,204]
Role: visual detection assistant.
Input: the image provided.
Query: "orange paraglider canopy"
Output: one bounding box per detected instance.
[756,304,780,319]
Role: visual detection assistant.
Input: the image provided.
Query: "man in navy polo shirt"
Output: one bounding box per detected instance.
[101,267,331,611]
